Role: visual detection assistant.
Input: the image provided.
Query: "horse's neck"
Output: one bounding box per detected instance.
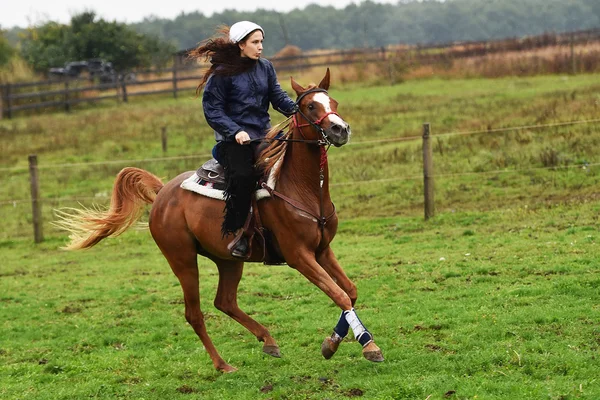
[277,135,330,203]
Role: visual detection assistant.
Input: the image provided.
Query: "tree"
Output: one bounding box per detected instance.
[0,31,15,67]
[20,12,176,72]
[128,0,600,54]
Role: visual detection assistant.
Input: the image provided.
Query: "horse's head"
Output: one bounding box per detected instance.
[291,69,351,147]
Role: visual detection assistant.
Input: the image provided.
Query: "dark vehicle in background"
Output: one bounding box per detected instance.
[48,61,89,78]
[49,59,136,84]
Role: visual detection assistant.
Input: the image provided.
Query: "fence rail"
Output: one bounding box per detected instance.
[0,48,390,119]
[3,27,599,119]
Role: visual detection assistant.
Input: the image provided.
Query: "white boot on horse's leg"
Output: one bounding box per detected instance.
[345,309,384,362]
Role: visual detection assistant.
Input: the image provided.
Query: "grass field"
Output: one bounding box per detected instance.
[1,73,599,399]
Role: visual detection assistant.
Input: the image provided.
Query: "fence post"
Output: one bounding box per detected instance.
[388,56,396,85]
[570,32,576,75]
[161,126,168,153]
[64,80,71,113]
[422,123,434,220]
[172,56,178,99]
[28,154,44,243]
[5,83,12,119]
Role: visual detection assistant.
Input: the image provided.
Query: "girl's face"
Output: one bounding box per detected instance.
[239,30,263,60]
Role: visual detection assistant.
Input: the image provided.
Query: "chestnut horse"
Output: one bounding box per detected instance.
[57,69,383,372]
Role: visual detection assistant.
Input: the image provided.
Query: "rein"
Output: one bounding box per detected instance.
[261,88,337,233]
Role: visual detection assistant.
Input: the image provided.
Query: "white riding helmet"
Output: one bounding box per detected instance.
[229,21,264,43]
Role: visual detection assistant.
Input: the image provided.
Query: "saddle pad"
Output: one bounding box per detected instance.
[180,157,282,201]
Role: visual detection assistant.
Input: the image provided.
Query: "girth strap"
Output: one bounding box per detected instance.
[260,182,336,228]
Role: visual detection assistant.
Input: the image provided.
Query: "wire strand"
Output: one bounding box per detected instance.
[2,118,599,173]
[2,162,596,206]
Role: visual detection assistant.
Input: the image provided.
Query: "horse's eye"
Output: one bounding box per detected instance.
[308,103,314,110]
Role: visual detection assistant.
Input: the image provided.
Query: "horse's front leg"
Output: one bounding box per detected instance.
[317,246,357,305]
[316,246,383,362]
[288,249,383,362]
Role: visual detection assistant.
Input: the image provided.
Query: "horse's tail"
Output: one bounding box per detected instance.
[54,167,164,250]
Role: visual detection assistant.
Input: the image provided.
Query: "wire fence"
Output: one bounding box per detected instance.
[2,118,598,208]
[3,117,599,174]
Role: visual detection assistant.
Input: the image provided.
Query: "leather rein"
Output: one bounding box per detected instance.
[260,88,338,232]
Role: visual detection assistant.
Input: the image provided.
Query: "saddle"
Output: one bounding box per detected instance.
[194,141,271,192]
[195,158,227,191]
[191,157,286,266]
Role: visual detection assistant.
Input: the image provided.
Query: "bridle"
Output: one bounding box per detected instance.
[292,88,341,147]
[260,88,342,233]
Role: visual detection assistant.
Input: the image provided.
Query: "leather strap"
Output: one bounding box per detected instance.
[261,182,336,227]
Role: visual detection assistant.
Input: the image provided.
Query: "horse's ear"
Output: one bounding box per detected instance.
[318,68,331,91]
[290,76,305,96]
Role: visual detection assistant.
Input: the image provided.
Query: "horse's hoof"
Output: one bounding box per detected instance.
[362,342,384,362]
[321,337,340,360]
[218,364,238,373]
[263,344,281,358]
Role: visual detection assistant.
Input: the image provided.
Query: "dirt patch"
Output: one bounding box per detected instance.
[260,384,273,393]
[425,344,443,351]
[61,306,81,314]
[345,388,364,397]
[177,385,196,394]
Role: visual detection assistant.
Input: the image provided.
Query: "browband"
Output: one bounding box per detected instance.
[295,88,328,105]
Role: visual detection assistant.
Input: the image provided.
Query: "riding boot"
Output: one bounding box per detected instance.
[230,233,249,259]
[227,210,254,260]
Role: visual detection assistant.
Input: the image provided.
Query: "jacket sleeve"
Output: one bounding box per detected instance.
[202,74,242,140]
[266,61,297,117]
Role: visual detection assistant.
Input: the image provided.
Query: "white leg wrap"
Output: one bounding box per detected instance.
[344,309,366,340]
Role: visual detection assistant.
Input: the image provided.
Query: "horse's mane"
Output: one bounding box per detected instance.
[257,84,320,179]
[256,83,317,179]
[256,118,292,181]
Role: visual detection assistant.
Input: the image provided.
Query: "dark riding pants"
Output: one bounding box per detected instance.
[214,141,259,237]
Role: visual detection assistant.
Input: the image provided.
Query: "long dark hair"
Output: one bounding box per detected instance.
[189,25,259,94]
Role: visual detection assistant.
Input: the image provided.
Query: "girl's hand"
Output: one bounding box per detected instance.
[235,131,251,145]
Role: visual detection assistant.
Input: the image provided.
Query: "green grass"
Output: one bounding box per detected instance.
[1,205,599,399]
[1,74,599,238]
[1,73,600,399]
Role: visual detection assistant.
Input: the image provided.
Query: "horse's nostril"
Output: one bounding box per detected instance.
[331,125,342,135]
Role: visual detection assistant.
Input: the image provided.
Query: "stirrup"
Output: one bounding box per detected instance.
[228,232,250,260]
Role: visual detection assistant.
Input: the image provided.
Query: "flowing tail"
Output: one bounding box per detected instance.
[54,167,164,250]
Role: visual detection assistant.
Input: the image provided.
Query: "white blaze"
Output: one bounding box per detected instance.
[313,93,348,127]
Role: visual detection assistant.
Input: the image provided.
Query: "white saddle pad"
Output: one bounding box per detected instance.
[180,157,281,201]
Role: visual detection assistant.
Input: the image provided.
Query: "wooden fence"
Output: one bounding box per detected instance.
[2,28,599,119]
[0,48,388,119]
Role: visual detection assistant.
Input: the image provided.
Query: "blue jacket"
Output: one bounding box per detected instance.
[202,58,296,142]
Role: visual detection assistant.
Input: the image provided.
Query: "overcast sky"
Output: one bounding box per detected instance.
[1,0,399,29]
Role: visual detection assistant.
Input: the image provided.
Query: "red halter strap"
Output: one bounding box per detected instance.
[292,111,340,140]
[293,111,340,129]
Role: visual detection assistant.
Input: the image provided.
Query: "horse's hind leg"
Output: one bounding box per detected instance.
[213,259,281,357]
[154,233,236,373]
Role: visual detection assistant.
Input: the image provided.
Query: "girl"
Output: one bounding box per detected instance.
[190,21,297,258]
